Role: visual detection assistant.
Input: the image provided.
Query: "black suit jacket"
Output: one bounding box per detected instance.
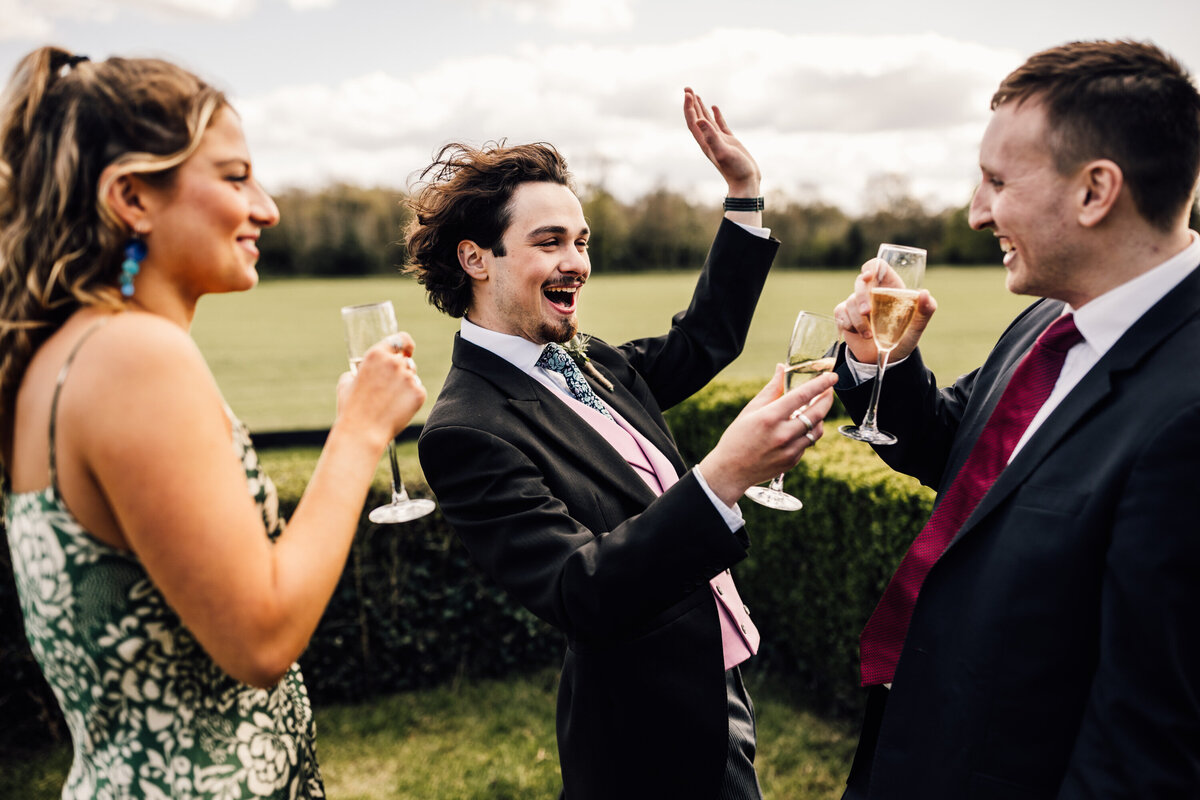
[837,265,1200,798]
[419,220,779,799]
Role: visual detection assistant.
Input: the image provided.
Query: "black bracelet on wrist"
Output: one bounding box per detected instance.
[723,196,764,212]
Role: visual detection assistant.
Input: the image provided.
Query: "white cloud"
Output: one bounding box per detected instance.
[0,0,113,39]
[466,0,637,31]
[0,0,258,31]
[125,0,254,19]
[233,29,1023,213]
[0,0,54,40]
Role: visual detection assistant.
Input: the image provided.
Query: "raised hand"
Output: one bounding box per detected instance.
[683,87,761,198]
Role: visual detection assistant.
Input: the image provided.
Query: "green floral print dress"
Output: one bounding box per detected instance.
[4,326,325,799]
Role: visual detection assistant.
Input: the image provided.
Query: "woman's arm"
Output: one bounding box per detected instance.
[68,313,423,687]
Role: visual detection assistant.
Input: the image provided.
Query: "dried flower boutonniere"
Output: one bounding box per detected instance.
[563,333,614,391]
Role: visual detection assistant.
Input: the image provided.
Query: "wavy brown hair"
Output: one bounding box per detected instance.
[0,46,226,466]
[403,141,575,318]
[993,40,1200,231]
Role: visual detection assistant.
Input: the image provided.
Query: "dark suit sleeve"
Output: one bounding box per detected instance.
[419,422,748,644]
[1057,403,1200,797]
[614,219,779,412]
[835,345,977,490]
[834,298,1057,492]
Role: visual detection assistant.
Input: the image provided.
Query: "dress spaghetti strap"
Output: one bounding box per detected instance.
[47,318,109,496]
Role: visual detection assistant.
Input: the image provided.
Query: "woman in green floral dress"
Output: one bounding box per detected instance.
[0,48,427,798]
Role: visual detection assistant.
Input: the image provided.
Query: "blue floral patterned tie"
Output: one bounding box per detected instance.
[536,343,612,420]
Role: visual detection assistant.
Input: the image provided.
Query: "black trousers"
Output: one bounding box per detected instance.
[842,685,890,800]
[717,665,763,800]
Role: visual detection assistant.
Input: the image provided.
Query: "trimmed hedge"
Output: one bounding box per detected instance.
[0,382,933,754]
[290,502,563,705]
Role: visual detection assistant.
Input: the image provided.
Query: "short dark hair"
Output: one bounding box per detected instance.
[992,40,1200,231]
[404,141,575,318]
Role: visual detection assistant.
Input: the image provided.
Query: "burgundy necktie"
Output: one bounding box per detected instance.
[859,314,1084,686]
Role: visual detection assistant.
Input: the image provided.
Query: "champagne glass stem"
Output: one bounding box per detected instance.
[387,441,409,504]
[767,473,785,493]
[859,349,892,433]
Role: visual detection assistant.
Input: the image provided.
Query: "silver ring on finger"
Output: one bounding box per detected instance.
[406,357,417,371]
[797,412,814,434]
[805,431,817,446]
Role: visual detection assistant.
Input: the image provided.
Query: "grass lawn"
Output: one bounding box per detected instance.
[0,669,857,799]
[191,267,1031,431]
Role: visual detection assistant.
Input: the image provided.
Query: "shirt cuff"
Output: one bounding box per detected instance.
[691,465,745,532]
[732,221,771,239]
[844,351,908,385]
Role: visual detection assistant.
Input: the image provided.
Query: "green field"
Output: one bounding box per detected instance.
[191,267,1031,431]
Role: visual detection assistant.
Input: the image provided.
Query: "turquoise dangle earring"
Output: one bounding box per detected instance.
[120,229,147,298]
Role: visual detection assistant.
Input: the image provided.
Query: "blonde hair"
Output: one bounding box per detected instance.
[0,46,226,464]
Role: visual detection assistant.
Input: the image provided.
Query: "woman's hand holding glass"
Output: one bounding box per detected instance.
[341,301,435,523]
[336,330,426,449]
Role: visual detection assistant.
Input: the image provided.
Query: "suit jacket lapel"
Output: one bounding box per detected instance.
[951,264,1200,546]
[449,334,667,507]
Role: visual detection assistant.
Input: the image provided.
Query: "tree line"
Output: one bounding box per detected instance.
[256,181,1200,278]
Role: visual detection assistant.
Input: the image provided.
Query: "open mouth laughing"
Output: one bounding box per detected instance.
[999,237,1016,266]
[543,282,582,313]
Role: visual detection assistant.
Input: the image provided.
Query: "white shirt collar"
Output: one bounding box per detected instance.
[460,315,547,374]
[1069,229,1200,357]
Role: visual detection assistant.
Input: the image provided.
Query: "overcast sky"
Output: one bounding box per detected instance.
[3,0,1198,214]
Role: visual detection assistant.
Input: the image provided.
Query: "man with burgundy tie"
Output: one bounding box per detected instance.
[408,89,838,799]
[833,40,1200,798]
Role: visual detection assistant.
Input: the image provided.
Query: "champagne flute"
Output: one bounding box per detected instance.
[341,301,436,524]
[839,243,927,446]
[744,311,841,511]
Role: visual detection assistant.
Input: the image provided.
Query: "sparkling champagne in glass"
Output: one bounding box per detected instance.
[341,301,436,524]
[744,311,841,511]
[839,244,926,446]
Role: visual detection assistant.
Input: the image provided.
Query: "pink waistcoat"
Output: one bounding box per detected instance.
[558,391,760,670]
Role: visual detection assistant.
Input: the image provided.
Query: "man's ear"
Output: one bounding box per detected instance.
[1077,159,1123,228]
[458,240,489,280]
[99,166,152,234]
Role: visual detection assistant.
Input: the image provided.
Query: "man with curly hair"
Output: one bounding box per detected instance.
[408,89,838,800]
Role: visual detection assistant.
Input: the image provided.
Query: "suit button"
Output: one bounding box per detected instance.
[740,623,748,634]
[716,585,725,596]
[725,568,731,576]
[743,604,750,616]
